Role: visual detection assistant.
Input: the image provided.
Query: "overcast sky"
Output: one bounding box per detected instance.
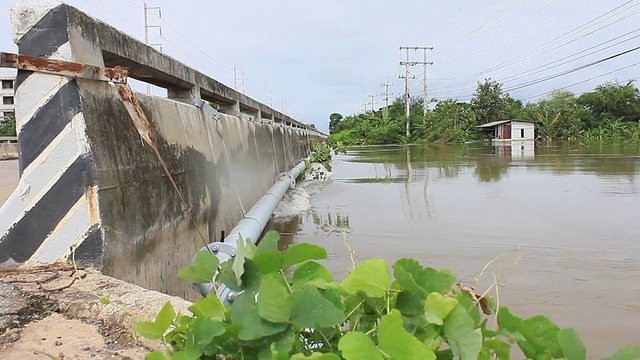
[1,0,639,132]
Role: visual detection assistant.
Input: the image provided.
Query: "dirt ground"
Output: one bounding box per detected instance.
[0,263,192,360]
[0,159,18,206]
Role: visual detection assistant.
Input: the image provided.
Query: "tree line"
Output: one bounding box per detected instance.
[328,79,640,144]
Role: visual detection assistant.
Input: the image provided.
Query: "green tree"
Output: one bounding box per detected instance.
[523,89,582,139]
[0,113,16,136]
[328,113,343,134]
[576,80,640,128]
[471,79,509,125]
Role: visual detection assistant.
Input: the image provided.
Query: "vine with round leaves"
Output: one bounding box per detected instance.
[133,231,640,360]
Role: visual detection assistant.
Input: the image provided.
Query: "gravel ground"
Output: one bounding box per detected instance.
[0,264,192,359]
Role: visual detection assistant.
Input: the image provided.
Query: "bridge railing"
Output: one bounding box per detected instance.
[0,1,323,299]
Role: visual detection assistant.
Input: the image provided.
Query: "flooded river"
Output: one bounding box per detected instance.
[269,141,640,358]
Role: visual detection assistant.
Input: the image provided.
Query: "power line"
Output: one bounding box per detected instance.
[521,61,640,101]
[430,0,635,93]
[436,0,528,56]
[432,27,640,98]
[437,0,560,60]
[504,46,640,92]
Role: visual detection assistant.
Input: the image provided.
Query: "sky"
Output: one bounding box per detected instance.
[1,0,639,133]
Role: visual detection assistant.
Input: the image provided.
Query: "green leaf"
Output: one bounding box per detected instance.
[378,310,435,360]
[291,286,345,328]
[145,352,167,360]
[340,258,391,298]
[396,290,426,317]
[392,258,456,296]
[253,250,284,274]
[238,308,289,341]
[178,264,216,283]
[443,304,482,360]
[192,317,225,346]
[480,338,511,360]
[233,237,247,286]
[603,346,640,360]
[184,329,204,360]
[133,320,167,340]
[454,294,482,326]
[293,261,335,289]
[424,292,459,325]
[195,248,220,271]
[244,238,257,260]
[269,327,295,360]
[133,302,176,340]
[256,230,280,256]
[283,243,327,268]
[290,353,341,359]
[557,328,586,360]
[188,293,226,320]
[338,331,384,360]
[178,249,219,283]
[231,290,257,324]
[524,315,562,357]
[217,260,241,291]
[258,274,292,323]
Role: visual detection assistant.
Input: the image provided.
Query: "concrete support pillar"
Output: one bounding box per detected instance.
[219,101,240,118]
[0,2,102,266]
[168,86,200,104]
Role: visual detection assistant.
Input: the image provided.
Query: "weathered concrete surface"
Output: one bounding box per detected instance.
[0,1,323,299]
[0,264,191,359]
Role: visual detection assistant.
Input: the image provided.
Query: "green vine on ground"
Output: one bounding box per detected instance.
[133,231,640,360]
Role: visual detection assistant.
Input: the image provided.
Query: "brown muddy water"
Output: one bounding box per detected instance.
[269,141,640,358]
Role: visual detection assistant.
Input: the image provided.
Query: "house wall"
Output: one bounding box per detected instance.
[510,121,535,140]
[0,73,16,121]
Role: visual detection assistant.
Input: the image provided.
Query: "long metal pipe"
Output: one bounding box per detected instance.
[194,158,308,299]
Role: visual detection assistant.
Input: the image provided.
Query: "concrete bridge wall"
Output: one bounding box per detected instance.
[0,2,323,299]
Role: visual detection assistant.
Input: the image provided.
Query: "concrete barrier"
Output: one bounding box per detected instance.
[0,137,18,159]
[0,1,323,299]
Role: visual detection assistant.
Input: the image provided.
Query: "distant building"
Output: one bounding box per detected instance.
[0,73,16,123]
[476,119,537,141]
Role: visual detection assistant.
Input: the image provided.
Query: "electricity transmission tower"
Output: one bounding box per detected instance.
[399,46,433,137]
[233,60,244,93]
[368,94,377,112]
[381,80,393,109]
[143,1,162,94]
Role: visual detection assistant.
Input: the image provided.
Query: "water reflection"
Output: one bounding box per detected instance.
[282,141,640,356]
[341,142,639,183]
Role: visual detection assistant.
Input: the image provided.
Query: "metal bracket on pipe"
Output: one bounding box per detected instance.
[193,241,237,299]
[193,98,221,121]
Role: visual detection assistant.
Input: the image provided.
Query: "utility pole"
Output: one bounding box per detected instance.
[368,94,377,113]
[233,60,244,93]
[264,86,273,107]
[422,50,433,115]
[399,46,433,138]
[361,103,368,113]
[381,79,393,109]
[143,1,162,94]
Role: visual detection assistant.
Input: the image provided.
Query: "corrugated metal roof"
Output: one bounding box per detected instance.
[476,119,538,128]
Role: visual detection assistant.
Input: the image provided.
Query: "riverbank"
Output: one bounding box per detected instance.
[0,263,191,359]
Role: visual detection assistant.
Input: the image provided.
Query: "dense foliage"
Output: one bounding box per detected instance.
[329,79,640,144]
[133,231,640,359]
[0,113,16,137]
[308,140,347,164]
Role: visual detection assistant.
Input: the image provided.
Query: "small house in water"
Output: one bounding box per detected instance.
[476,119,537,141]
